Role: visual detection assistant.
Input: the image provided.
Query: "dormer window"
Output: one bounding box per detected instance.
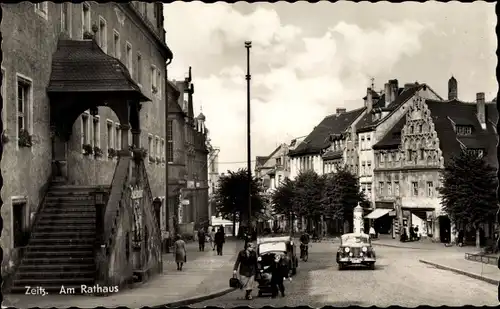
[456,125,472,136]
[467,148,484,158]
[276,157,282,166]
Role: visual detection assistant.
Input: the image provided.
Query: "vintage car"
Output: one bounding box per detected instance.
[336,232,376,270]
[257,236,298,276]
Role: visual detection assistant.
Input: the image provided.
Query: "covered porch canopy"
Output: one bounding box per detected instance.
[47,38,151,178]
[365,208,395,219]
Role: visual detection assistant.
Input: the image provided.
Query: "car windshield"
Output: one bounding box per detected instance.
[342,235,370,246]
[259,242,287,254]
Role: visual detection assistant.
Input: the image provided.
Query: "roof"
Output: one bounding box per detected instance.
[47,39,149,101]
[426,99,497,167]
[255,156,269,169]
[357,84,423,133]
[322,149,343,160]
[372,117,406,150]
[257,236,292,244]
[289,107,366,157]
[374,99,498,167]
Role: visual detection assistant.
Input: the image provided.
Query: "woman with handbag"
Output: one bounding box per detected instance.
[233,242,258,300]
[173,234,187,271]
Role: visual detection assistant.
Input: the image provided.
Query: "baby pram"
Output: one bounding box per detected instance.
[256,252,277,296]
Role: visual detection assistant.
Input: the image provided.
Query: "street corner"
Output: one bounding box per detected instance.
[418,259,499,286]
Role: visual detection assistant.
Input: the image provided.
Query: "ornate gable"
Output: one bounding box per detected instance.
[400,96,444,168]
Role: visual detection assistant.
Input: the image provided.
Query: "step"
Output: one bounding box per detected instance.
[10,284,93,294]
[28,244,94,251]
[29,238,95,245]
[40,212,96,219]
[38,218,96,225]
[19,263,95,272]
[24,250,94,259]
[22,257,95,265]
[50,185,110,191]
[43,206,96,213]
[45,196,95,202]
[16,270,95,279]
[31,231,96,238]
[36,225,96,232]
[12,277,95,286]
[47,191,97,197]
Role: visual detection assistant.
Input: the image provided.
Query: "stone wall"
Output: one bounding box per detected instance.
[108,204,134,287]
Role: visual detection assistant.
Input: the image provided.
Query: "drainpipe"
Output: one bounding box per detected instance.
[164,57,172,253]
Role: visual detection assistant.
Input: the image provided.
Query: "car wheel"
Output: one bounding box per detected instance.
[338,263,344,271]
[369,263,375,270]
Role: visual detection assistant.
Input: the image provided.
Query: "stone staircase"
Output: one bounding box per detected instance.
[9,184,110,293]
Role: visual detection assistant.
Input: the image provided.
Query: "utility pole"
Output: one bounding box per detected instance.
[245,41,252,234]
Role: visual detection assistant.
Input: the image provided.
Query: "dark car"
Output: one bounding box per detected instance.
[336,233,376,270]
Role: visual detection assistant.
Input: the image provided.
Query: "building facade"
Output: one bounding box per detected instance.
[1,2,172,290]
[372,77,498,243]
[166,69,210,232]
[207,145,220,220]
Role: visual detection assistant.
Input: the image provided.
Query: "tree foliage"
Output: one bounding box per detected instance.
[214,169,265,223]
[322,166,366,222]
[437,151,497,228]
[271,177,296,218]
[293,170,325,220]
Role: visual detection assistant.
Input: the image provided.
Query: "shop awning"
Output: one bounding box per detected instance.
[365,209,391,219]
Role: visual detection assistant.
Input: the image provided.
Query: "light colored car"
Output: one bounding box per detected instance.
[336,232,376,270]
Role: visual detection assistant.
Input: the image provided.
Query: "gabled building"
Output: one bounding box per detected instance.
[289,107,366,179]
[372,77,498,243]
[355,80,443,205]
[255,143,290,192]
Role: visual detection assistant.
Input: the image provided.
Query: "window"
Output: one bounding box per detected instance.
[379,182,384,196]
[362,161,366,175]
[367,183,372,199]
[456,125,472,136]
[361,136,365,149]
[410,126,414,134]
[161,138,165,161]
[34,2,48,19]
[106,120,114,150]
[82,3,91,37]
[412,182,418,196]
[81,112,90,146]
[151,65,159,95]
[17,75,32,138]
[419,124,423,133]
[98,17,107,53]
[167,120,174,163]
[92,116,100,150]
[407,150,412,161]
[12,198,27,248]
[115,123,121,150]
[387,153,392,162]
[126,42,133,75]
[148,134,154,162]
[61,3,71,35]
[155,136,160,158]
[366,135,371,148]
[361,183,366,194]
[276,157,282,166]
[394,181,400,196]
[380,153,385,163]
[136,53,142,85]
[427,181,433,197]
[367,161,371,173]
[387,182,392,195]
[467,149,484,158]
[420,148,424,160]
[2,68,6,131]
[113,31,121,59]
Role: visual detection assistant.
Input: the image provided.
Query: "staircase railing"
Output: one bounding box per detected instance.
[95,156,131,288]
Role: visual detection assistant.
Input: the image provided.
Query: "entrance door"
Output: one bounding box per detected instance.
[439,216,451,243]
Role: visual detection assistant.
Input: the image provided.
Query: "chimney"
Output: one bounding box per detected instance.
[384,83,391,105]
[448,76,458,100]
[476,92,486,129]
[389,79,399,103]
[336,108,346,115]
[365,87,373,111]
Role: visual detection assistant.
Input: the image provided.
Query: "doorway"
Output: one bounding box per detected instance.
[439,215,451,243]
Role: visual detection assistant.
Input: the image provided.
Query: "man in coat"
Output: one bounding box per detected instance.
[198,228,206,251]
[233,242,258,300]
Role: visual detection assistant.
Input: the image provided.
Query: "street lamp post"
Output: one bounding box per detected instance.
[245,41,252,234]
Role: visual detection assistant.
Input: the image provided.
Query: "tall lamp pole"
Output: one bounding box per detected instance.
[245,41,252,234]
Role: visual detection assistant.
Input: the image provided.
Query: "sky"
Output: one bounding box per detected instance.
[163,2,497,174]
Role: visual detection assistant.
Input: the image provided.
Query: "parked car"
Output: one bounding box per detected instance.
[336,232,376,270]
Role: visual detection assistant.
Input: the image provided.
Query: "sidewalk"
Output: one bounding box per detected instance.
[371,235,480,252]
[419,255,500,286]
[3,240,244,309]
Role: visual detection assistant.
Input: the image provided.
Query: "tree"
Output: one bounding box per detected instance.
[438,150,497,245]
[271,177,296,232]
[293,170,325,231]
[214,169,265,236]
[322,166,366,233]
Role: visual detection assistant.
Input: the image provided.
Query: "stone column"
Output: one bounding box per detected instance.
[120,124,131,153]
[131,129,141,149]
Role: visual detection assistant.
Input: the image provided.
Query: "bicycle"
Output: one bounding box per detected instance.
[300,243,309,262]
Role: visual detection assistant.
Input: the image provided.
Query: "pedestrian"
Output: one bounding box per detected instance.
[215,227,225,255]
[198,227,206,251]
[173,234,187,271]
[369,225,376,239]
[209,227,216,251]
[270,254,290,298]
[233,242,258,300]
[414,225,420,240]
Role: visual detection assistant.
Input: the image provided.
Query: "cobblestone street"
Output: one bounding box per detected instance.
[195,241,498,307]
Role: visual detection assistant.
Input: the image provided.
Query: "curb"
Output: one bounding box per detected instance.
[419,259,499,285]
[372,243,433,250]
[160,287,236,308]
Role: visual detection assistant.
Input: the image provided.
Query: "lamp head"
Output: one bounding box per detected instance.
[245,41,252,48]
